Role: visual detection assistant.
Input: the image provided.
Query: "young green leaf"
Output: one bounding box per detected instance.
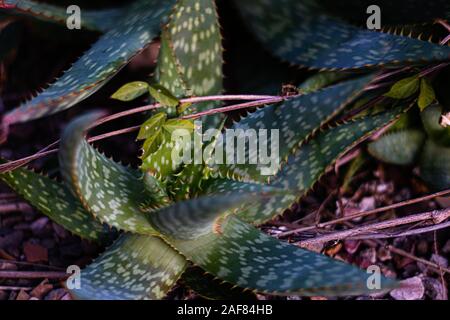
[418,78,436,111]
[141,129,164,159]
[111,81,149,102]
[148,83,180,108]
[137,112,167,141]
[162,119,195,134]
[384,76,420,99]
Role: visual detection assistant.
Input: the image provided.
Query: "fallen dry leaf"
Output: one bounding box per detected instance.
[390,276,425,300]
[23,242,48,263]
[30,279,53,299]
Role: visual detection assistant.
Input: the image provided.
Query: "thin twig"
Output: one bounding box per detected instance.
[0,286,33,291]
[0,259,65,271]
[0,202,31,214]
[182,97,283,119]
[92,94,283,128]
[295,207,450,246]
[346,220,450,240]
[346,222,450,275]
[0,96,283,173]
[386,244,450,274]
[277,189,450,238]
[0,271,68,279]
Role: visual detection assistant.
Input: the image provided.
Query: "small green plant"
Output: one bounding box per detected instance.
[1,0,450,300]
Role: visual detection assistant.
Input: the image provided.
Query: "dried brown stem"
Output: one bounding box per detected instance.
[296,207,450,246]
[0,271,68,279]
[277,189,450,238]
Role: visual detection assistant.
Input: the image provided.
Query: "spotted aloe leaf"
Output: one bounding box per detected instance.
[154,29,187,116]
[235,0,450,70]
[70,234,187,300]
[211,75,374,182]
[368,129,426,165]
[167,0,223,97]
[207,104,410,225]
[148,188,288,239]
[167,117,226,200]
[148,197,395,295]
[0,166,110,241]
[154,0,223,125]
[1,0,122,33]
[2,0,176,127]
[142,0,224,181]
[58,112,160,236]
[318,0,450,25]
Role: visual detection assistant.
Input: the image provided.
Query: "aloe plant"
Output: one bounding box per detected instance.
[1,0,450,300]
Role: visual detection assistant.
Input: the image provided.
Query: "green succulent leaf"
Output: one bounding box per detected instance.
[235,0,450,70]
[154,29,188,116]
[111,81,149,102]
[154,0,224,127]
[2,0,122,33]
[384,76,420,99]
[70,234,187,300]
[58,112,159,235]
[317,0,450,25]
[167,0,223,97]
[418,78,436,111]
[148,83,180,108]
[149,197,395,295]
[148,188,287,239]
[0,166,110,242]
[3,0,176,126]
[211,76,374,182]
[368,129,426,165]
[207,104,410,224]
[419,139,450,191]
